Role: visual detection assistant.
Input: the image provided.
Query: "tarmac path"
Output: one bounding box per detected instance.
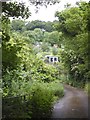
[51,84,88,118]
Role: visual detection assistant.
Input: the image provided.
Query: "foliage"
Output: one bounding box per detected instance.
[22,30,36,44]
[2,36,20,71]
[2,2,30,19]
[44,31,61,46]
[85,82,90,94]
[30,81,63,118]
[22,28,44,43]
[11,20,26,32]
[25,20,44,30]
[55,1,89,83]
[52,46,58,55]
[2,0,64,119]
[41,42,50,52]
[11,20,57,32]
[2,1,31,72]
[3,67,64,118]
[3,95,32,118]
[28,0,60,8]
[3,66,63,96]
[2,32,32,72]
[2,0,90,119]
[22,28,61,47]
[30,82,54,118]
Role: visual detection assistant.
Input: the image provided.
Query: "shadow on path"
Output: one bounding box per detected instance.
[51,84,88,118]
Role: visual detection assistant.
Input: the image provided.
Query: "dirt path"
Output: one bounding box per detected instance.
[51,84,88,118]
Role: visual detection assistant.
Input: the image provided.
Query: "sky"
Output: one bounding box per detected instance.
[12,0,89,22]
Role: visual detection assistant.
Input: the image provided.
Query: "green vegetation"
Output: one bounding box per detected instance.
[30,81,63,118]
[85,82,90,95]
[1,0,89,119]
[55,2,89,88]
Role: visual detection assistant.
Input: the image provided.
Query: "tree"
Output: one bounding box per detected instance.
[55,7,84,36]
[45,31,62,46]
[1,1,30,72]
[11,20,26,32]
[55,1,89,82]
[25,20,55,32]
[28,0,60,6]
[2,2,30,19]
[41,42,50,52]
[42,21,55,32]
[25,20,45,30]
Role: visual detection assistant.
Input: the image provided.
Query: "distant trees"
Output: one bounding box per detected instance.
[11,20,26,32]
[25,20,45,31]
[45,31,62,46]
[11,20,56,32]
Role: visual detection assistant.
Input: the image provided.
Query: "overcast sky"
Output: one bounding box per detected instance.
[13,0,89,22]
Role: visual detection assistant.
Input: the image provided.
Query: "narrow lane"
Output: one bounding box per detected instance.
[51,84,88,118]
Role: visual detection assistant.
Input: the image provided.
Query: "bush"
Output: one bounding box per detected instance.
[30,82,53,118]
[3,67,64,118]
[48,81,64,98]
[30,81,64,118]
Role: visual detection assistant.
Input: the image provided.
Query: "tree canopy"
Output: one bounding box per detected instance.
[28,0,60,6]
[55,1,89,81]
[1,1,31,72]
[2,1,30,19]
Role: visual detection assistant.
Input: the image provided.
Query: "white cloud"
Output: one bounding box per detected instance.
[12,0,90,22]
[26,0,89,21]
[28,4,60,21]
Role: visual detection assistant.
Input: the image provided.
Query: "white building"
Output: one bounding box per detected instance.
[45,55,58,63]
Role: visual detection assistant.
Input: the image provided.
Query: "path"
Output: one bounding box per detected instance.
[51,84,88,118]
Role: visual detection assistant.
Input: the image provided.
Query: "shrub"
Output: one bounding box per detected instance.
[30,82,53,118]
[30,81,64,118]
[48,81,64,98]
